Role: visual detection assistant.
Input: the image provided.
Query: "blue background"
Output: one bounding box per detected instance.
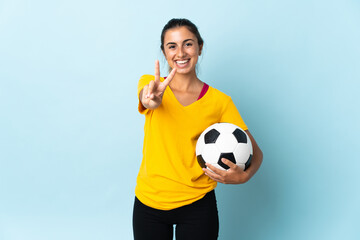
[1,0,359,239]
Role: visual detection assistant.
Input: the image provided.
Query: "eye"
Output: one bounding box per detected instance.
[185,43,193,47]
[168,45,176,49]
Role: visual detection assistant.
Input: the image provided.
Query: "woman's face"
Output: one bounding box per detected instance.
[163,26,202,75]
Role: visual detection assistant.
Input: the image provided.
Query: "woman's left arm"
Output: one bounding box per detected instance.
[203,130,263,184]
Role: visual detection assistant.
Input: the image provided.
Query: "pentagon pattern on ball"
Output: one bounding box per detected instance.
[204,129,220,144]
[245,154,253,170]
[233,128,247,143]
[197,155,206,169]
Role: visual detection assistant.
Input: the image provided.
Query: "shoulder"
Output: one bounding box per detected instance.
[137,75,165,92]
[139,74,166,83]
[138,74,154,86]
[140,74,155,80]
[208,85,232,101]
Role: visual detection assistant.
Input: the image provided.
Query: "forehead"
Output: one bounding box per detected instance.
[164,26,196,43]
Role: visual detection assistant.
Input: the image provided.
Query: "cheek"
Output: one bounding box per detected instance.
[164,50,174,60]
[164,52,175,66]
[189,48,200,57]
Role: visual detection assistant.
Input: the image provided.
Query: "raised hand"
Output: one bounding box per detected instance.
[140,60,176,110]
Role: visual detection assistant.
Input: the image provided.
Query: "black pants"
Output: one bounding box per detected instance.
[133,190,219,240]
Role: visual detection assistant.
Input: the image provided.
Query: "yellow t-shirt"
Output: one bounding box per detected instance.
[136,75,248,210]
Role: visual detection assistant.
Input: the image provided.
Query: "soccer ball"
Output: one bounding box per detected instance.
[196,123,253,171]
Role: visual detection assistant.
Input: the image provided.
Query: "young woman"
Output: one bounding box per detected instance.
[133,18,263,240]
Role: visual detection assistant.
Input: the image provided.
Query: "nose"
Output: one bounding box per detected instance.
[177,46,186,58]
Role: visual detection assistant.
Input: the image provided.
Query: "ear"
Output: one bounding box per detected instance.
[199,44,203,56]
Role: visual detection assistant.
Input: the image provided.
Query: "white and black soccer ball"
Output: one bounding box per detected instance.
[196,123,253,171]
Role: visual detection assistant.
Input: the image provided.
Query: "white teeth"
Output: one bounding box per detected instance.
[176,60,189,64]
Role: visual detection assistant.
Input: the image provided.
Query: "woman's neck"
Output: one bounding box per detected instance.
[169,71,202,92]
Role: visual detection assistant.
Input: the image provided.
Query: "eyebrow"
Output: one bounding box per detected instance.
[165,39,195,46]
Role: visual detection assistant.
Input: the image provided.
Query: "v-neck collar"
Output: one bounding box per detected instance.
[165,85,211,108]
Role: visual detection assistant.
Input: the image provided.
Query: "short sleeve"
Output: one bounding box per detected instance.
[220,97,248,131]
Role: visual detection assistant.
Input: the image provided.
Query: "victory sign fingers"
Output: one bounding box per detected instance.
[141,60,177,109]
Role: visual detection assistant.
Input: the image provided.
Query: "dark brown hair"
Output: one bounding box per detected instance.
[160,18,204,52]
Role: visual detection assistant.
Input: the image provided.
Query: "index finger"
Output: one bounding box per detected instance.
[154,60,160,82]
[205,163,226,176]
[161,67,177,89]
[203,164,224,182]
[221,158,238,170]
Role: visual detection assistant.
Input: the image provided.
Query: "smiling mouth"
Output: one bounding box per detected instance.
[175,59,190,67]
[176,59,189,64]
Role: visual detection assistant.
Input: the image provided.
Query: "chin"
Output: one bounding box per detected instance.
[172,65,196,75]
[175,68,191,74]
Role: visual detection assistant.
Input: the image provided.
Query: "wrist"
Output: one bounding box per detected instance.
[236,171,250,184]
